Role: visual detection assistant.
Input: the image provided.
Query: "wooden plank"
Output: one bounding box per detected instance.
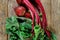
[0,0,8,40]
[8,0,18,17]
[51,0,60,40]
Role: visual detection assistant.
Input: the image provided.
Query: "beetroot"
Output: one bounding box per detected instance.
[24,12,32,19]
[14,6,26,16]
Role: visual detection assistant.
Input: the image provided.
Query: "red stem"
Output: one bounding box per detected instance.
[35,0,51,38]
[23,0,41,25]
[29,9,35,33]
[35,0,47,28]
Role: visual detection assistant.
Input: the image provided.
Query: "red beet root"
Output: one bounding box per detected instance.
[14,6,26,16]
[25,12,32,18]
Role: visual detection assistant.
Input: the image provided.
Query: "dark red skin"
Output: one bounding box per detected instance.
[16,0,40,13]
[16,0,21,5]
[14,6,26,16]
[24,12,32,19]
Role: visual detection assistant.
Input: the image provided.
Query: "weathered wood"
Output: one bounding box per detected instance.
[8,0,18,17]
[0,0,8,40]
[51,0,60,40]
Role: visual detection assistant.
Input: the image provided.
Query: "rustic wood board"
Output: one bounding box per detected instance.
[8,0,18,17]
[0,0,8,40]
[51,0,60,40]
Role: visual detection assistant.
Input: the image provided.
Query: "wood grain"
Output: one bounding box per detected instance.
[8,0,18,17]
[51,0,60,40]
[0,0,8,40]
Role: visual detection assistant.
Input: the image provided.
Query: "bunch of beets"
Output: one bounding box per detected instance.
[14,0,50,38]
[6,0,57,40]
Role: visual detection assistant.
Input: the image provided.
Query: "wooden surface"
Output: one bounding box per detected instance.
[0,0,8,40]
[51,0,60,40]
[0,0,60,40]
[8,0,18,17]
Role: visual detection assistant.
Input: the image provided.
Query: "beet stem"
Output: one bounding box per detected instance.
[35,0,51,38]
[23,0,41,25]
[35,0,47,28]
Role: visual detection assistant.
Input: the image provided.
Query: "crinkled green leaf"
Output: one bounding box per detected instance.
[51,32,57,40]
[6,16,32,40]
[44,34,50,40]
[19,22,32,30]
[6,16,19,33]
[19,22,32,39]
[32,25,45,40]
